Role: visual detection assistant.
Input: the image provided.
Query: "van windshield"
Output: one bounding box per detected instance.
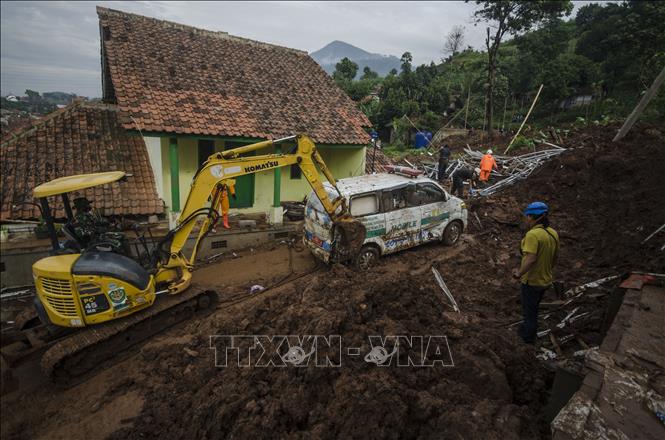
[306,186,343,215]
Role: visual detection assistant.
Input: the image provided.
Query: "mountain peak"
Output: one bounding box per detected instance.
[310,40,400,77]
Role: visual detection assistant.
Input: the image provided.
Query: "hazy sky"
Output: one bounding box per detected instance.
[1,1,596,97]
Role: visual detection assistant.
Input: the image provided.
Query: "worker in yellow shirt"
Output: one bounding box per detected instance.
[512,202,559,343]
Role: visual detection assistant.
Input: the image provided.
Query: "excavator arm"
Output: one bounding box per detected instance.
[154,134,365,293]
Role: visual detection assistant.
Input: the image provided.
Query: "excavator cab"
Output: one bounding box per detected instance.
[32,171,130,255]
[30,172,156,328]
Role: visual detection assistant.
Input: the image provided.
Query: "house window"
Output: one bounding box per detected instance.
[198,139,215,167]
[290,164,302,180]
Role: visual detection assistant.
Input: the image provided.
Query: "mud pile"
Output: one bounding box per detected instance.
[470,123,665,278]
[109,124,664,440]
[111,261,548,440]
[4,124,662,440]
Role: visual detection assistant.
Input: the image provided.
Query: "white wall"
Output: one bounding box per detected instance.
[144,136,164,202]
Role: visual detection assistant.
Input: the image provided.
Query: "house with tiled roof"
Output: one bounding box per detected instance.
[0,101,163,220]
[97,7,371,223]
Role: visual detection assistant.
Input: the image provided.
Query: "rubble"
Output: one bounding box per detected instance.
[416,141,567,197]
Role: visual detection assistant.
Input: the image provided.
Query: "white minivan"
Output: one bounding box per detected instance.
[303,172,468,269]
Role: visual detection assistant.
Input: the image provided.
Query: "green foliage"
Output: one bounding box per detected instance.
[510,135,536,151]
[332,58,382,103]
[332,1,665,141]
[333,57,359,82]
[575,1,665,92]
[390,116,411,148]
[472,1,574,35]
[361,66,379,80]
[472,0,574,134]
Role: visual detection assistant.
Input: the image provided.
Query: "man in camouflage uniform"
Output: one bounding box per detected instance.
[72,197,129,255]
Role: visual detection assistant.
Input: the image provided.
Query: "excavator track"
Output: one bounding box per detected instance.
[41,284,218,383]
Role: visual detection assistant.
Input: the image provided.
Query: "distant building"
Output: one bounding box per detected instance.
[6,95,18,102]
[560,95,593,110]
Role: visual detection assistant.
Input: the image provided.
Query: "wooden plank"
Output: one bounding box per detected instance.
[549,333,563,356]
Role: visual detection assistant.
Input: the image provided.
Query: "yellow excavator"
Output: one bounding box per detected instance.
[5,134,365,379]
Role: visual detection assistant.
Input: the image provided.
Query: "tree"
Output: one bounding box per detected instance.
[444,25,466,56]
[25,89,40,103]
[361,66,379,80]
[471,0,573,137]
[332,57,359,82]
[400,52,413,75]
[575,1,665,92]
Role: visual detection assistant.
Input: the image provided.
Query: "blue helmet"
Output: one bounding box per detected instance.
[524,201,549,216]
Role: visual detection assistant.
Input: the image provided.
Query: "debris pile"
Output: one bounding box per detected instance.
[465,146,567,196]
[507,275,621,361]
[419,143,567,196]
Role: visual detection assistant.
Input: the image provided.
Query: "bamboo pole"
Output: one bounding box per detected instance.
[501,95,508,131]
[464,83,471,129]
[444,104,468,128]
[482,95,487,132]
[613,65,665,142]
[504,84,543,154]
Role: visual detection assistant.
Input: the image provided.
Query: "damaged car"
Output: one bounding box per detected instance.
[304,170,468,269]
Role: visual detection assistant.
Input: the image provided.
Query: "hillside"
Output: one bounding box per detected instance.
[310,40,400,77]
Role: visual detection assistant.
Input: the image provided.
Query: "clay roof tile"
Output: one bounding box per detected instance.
[97,7,370,145]
[0,102,164,220]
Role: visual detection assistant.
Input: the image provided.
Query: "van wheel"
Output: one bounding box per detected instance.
[355,245,379,271]
[442,221,462,246]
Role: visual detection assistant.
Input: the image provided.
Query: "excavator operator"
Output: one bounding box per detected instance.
[71,196,129,255]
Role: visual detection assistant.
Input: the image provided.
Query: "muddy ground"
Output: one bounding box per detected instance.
[1,124,664,439]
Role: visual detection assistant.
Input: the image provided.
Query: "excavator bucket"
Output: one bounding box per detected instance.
[334,217,366,260]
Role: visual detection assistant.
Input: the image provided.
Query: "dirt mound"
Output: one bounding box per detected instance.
[470,123,665,278]
[108,124,663,440]
[109,261,547,440]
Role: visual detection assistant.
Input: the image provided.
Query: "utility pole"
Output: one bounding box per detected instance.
[370,130,379,173]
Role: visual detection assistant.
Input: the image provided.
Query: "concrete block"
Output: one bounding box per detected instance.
[268,206,284,225]
[168,211,180,229]
[238,220,257,229]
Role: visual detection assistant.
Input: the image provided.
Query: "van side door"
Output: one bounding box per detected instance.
[414,182,451,241]
[381,185,422,253]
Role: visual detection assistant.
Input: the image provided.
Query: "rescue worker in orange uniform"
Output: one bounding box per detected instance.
[479,149,498,183]
[213,180,236,230]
